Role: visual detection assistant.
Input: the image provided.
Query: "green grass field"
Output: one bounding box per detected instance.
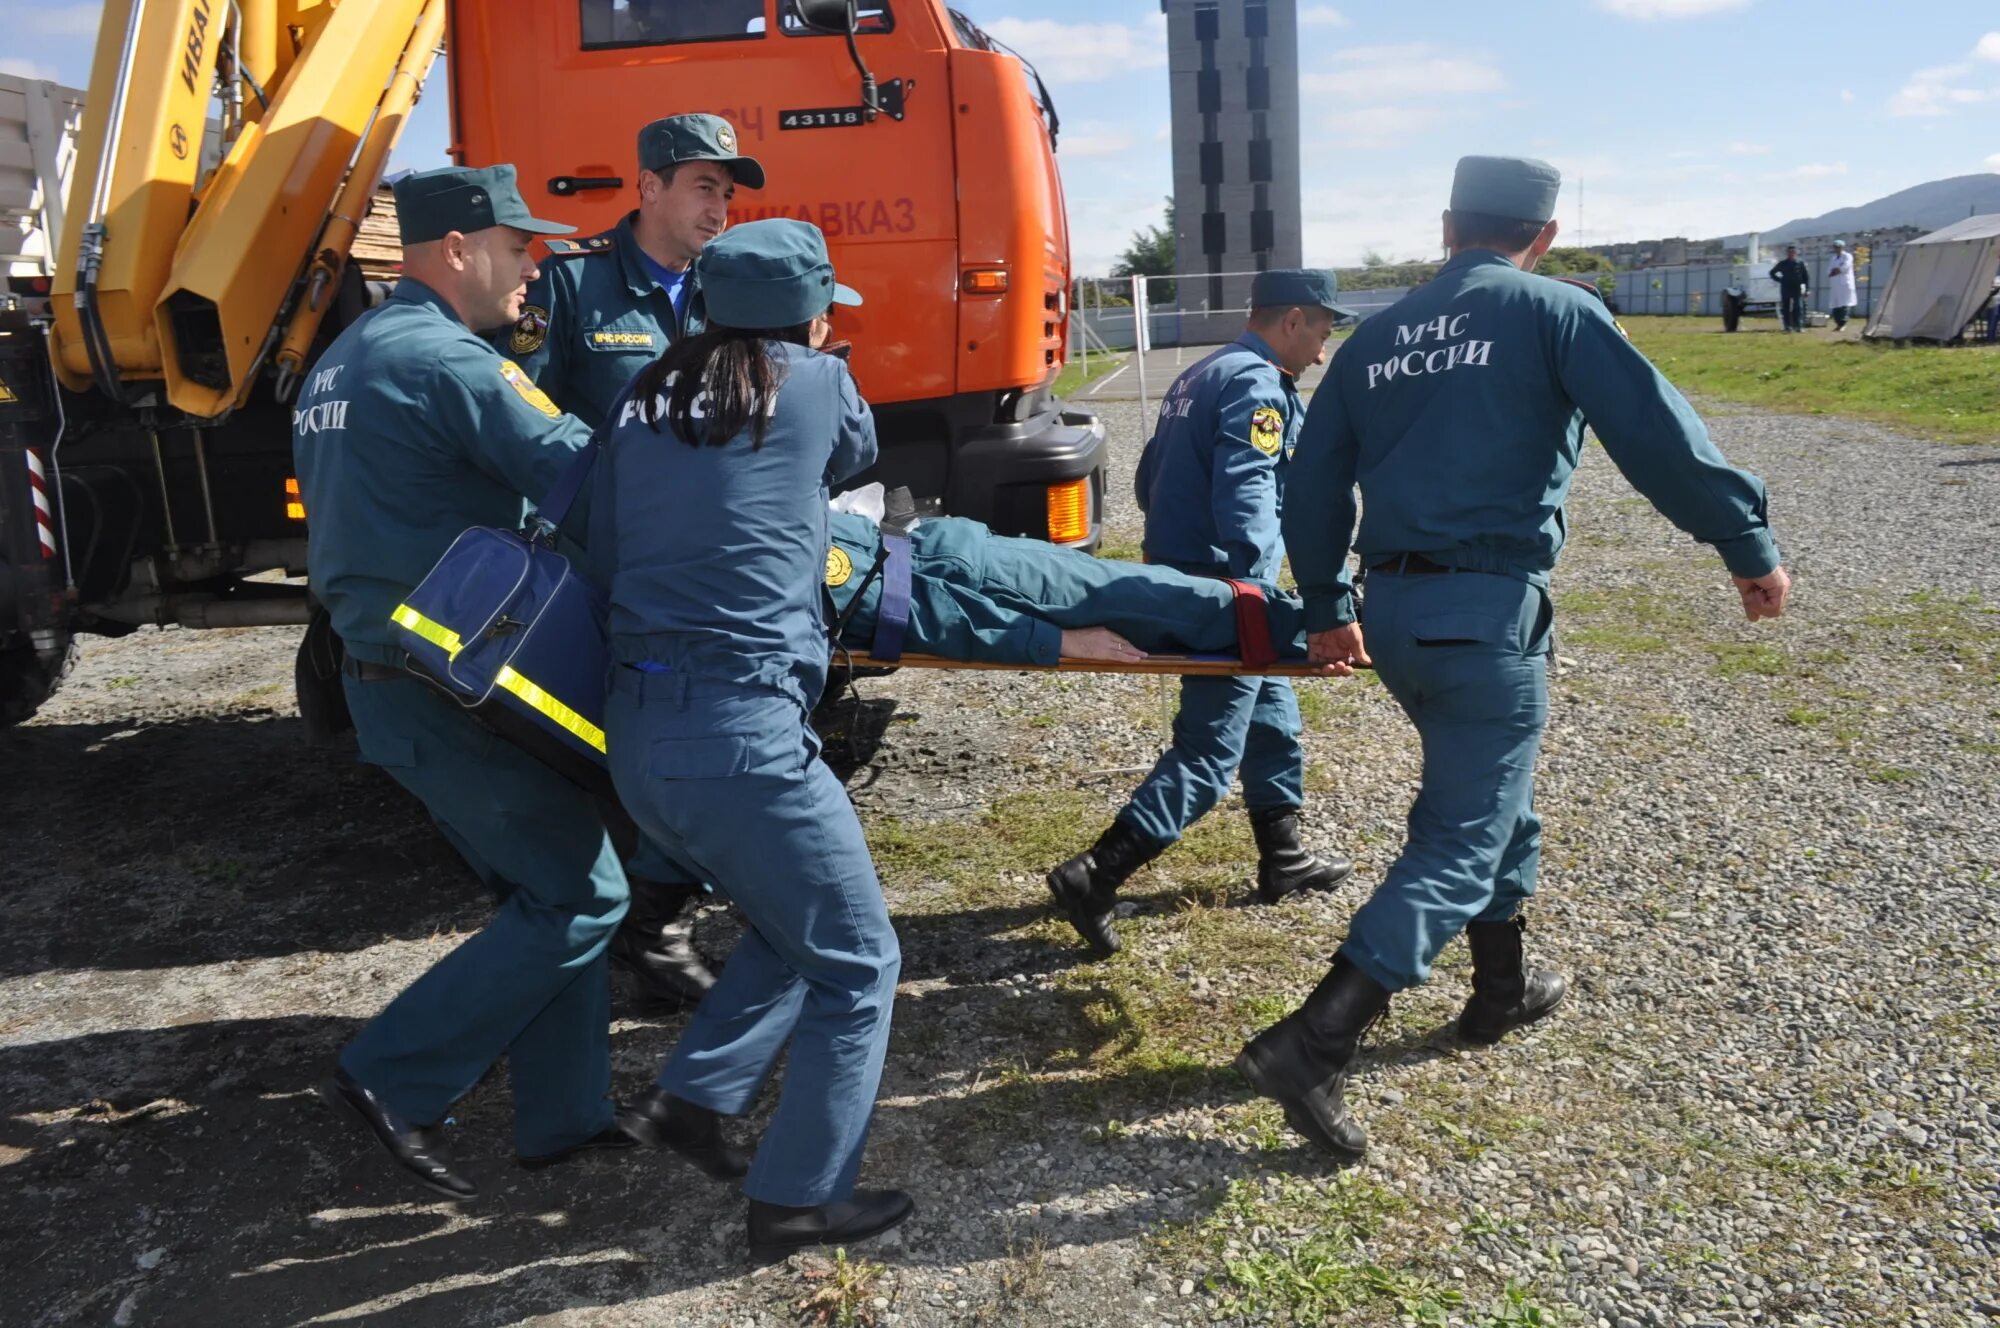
[1621,316,2000,445]
[1052,351,1126,399]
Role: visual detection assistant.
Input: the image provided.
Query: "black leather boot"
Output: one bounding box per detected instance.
[616,1087,751,1180]
[319,1069,477,1199]
[1457,915,1567,1045]
[1233,954,1390,1161]
[609,878,717,1009]
[1248,805,1355,904]
[1045,820,1167,956]
[747,1189,916,1261]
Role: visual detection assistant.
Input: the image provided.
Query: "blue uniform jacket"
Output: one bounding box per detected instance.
[292,278,595,664]
[1134,331,1299,584]
[595,341,877,712]
[497,213,700,428]
[1285,250,1780,629]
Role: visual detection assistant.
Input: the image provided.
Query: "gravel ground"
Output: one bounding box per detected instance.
[2,391,1996,1328]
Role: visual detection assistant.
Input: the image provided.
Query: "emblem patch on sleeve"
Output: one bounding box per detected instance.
[1249,406,1284,456]
[498,359,562,418]
[825,547,854,588]
[511,305,549,356]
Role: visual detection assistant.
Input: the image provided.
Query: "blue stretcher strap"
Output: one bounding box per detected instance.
[870,532,913,662]
[530,440,599,541]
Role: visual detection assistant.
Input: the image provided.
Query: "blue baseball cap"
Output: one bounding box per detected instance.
[696,219,862,329]
[1251,267,1357,319]
[393,165,573,244]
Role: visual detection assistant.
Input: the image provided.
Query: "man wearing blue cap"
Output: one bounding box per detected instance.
[1044,271,1360,957]
[595,220,914,1258]
[1238,154,1791,1161]
[494,112,766,1010]
[295,164,637,1198]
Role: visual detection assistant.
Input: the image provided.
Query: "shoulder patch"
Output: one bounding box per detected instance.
[511,304,549,356]
[825,546,854,588]
[1249,406,1284,456]
[497,359,562,418]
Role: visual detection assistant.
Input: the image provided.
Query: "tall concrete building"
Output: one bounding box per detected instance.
[1161,0,1303,341]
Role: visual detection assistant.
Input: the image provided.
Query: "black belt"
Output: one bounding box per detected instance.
[340,654,407,682]
[1368,553,1454,575]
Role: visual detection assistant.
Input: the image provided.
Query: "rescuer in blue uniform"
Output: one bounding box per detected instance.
[496,113,766,1009]
[1044,270,1359,956]
[823,509,1317,663]
[295,165,637,1199]
[595,220,914,1259]
[1237,155,1793,1161]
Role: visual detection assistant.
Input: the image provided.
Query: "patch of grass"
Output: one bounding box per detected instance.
[1859,588,2000,681]
[1094,535,1144,563]
[106,676,140,689]
[1621,316,2000,445]
[1553,585,1696,656]
[1052,352,1127,400]
[1708,641,1788,678]
[1867,765,1922,784]
[793,1248,886,1328]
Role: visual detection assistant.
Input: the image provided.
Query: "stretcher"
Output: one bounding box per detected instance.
[839,652,1346,678]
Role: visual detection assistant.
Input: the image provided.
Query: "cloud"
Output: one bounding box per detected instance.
[1299,5,1348,26]
[979,15,1165,86]
[1303,43,1505,102]
[1725,142,1771,156]
[16,4,100,37]
[1840,88,1855,102]
[1321,105,1444,151]
[1986,152,2000,170]
[0,56,60,81]
[1788,161,1848,179]
[1890,37,2000,117]
[1060,125,1136,159]
[1596,0,1750,17]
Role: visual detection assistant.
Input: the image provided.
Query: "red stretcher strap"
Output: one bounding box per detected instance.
[1225,579,1278,670]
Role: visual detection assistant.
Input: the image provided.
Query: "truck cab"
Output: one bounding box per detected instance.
[450,0,1105,544]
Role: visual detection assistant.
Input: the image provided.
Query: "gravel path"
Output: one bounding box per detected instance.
[2,393,1995,1327]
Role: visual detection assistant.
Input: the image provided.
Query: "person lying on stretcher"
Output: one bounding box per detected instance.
[821,508,1319,666]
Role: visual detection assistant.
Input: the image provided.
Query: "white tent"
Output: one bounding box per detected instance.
[1864,214,2000,341]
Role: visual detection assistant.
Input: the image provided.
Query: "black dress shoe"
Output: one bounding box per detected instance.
[610,878,719,1010]
[748,1188,915,1261]
[516,1124,642,1171]
[318,1069,477,1200]
[616,1087,750,1180]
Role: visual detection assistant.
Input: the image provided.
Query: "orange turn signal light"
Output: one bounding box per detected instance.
[962,267,1009,295]
[285,476,306,521]
[1046,477,1091,545]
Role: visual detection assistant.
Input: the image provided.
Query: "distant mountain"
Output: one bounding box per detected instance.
[1719,174,2000,246]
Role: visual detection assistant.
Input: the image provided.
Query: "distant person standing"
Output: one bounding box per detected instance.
[1770,244,1810,332]
[1825,240,1858,331]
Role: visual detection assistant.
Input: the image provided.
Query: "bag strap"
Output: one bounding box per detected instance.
[869,532,914,662]
[1225,578,1278,670]
[529,439,599,544]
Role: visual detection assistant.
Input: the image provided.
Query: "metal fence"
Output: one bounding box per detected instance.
[1067,272,1410,362]
[1609,242,1901,318]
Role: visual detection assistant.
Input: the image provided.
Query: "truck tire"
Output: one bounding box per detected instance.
[0,635,77,727]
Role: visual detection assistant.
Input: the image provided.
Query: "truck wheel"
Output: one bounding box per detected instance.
[0,635,77,727]
[1722,294,1743,333]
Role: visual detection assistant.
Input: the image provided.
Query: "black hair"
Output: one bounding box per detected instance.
[630,323,815,449]
[1450,209,1548,254]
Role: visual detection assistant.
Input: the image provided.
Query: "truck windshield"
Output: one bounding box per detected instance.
[580,0,770,48]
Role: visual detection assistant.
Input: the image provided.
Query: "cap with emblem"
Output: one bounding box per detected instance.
[638,113,767,189]
[1251,267,1357,319]
[696,219,861,329]
[392,164,574,245]
[1449,155,1562,223]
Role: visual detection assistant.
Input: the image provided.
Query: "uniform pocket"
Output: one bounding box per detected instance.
[648,734,752,780]
[1409,611,1509,648]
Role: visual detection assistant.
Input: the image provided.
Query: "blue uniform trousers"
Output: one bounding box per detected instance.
[1339,571,1550,993]
[338,676,629,1156]
[606,667,900,1208]
[1118,673,1306,846]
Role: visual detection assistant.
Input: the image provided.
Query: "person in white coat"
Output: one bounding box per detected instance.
[1826,240,1859,330]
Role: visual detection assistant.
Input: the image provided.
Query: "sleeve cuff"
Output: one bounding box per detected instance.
[1027,621,1063,666]
[1302,592,1356,632]
[1714,528,1781,579]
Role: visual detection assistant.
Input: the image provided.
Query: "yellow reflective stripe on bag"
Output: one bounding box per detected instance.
[495,665,608,754]
[391,604,465,660]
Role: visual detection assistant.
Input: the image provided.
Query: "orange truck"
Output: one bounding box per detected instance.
[0,0,1102,725]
